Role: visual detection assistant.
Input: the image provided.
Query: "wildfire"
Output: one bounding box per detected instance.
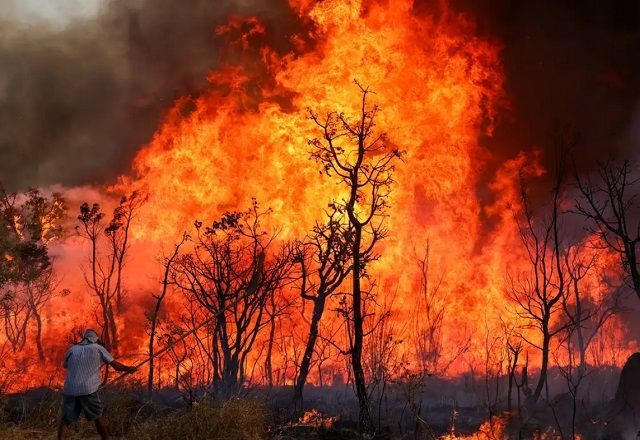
[1,0,635,397]
[114,0,512,371]
[440,415,509,440]
[293,409,337,429]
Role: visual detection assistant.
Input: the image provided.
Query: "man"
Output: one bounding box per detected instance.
[58,329,137,440]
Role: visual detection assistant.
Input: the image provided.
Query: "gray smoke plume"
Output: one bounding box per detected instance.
[0,0,302,190]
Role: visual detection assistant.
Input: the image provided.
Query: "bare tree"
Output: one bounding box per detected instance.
[110,193,146,312]
[263,279,296,388]
[77,191,145,352]
[158,323,194,402]
[173,201,294,398]
[146,232,188,399]
[25,268,66,360]
[508,146,570,404]
[552,331,587,440]
[576,160,640,301]
[561,243,623,371]
[505,335,523,413]
[482,316,507,418]
[363,300,401,431]
[293,204,351,405]
[1,288,30,353]
[411,241,447,375]
[309,81,402,435]
[548,242,624,438]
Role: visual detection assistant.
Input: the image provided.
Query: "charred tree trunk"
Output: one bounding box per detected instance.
[350,226,374,434]
[534,329,550,402]
[507,345,520,412]
[626,240,640,301]
[147,304,161,399]
[574,290,587,370]
[218,328,236,399]
[294,295,327,405]
[220,356,240,399]
[265,316,276,388]
[33,306,44,361]
[107,302,118,351]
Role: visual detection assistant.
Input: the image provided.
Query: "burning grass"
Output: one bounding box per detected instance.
[439,416,509,440]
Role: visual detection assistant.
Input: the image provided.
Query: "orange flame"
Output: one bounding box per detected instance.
[116,0,511,367]
[1,0,635,392]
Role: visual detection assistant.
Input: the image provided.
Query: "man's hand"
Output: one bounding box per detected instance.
[111,360,138,373]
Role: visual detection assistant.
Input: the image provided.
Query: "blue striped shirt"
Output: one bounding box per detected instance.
[62,342,114,396]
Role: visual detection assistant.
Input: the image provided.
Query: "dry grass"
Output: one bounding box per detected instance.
[0,421,105,439]
[129,398,267,440]
[0,393,268,440]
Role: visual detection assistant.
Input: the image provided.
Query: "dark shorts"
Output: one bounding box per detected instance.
[61,392,104,424]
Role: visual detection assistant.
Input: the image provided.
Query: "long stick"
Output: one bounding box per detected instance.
[106,311,218,385]
[106,259,264,386]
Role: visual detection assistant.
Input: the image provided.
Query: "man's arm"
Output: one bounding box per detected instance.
[98,345,137,373]
[62,349,71,369]
[109,359,137,373]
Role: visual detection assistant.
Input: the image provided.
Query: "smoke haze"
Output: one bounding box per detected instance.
[0,0,639,190]
[0,0,302,190]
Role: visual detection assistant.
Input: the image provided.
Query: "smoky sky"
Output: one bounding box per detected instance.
[1,0,639,191]
[459,0,640,175]
[0,0,303,191]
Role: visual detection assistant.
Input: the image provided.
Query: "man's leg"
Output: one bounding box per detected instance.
[57,421,69,440]
[94,417,109,440]
[81,392,108,440]
[59,395,79,440]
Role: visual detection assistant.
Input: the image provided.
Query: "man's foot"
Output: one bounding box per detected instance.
[95,417,109,440]
[57,422,69,440]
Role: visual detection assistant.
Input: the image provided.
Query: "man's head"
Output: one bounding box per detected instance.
[82,329,100,344]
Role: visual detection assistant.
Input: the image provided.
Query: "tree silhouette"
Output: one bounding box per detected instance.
[0,186,66,360]
[308,81,403,435]
[146,232,188,400]
[576,160,640,302]
[508,145,570,404]
[77,191,145,352]
[293,203,351,406]
[173,201,294,398]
